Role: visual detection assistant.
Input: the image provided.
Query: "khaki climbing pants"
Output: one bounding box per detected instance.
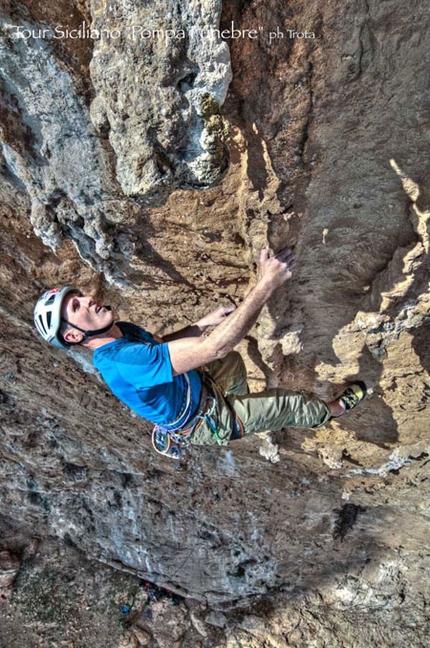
[188,352,331,447]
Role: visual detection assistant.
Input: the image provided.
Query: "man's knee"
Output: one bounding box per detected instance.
[224,350,244,365]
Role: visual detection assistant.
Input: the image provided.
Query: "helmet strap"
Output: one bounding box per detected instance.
[61,306,114,344]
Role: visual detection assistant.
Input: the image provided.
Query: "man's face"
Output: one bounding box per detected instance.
[61,292,114,342]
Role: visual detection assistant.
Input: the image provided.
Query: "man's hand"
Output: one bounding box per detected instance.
[161,306,235,342]
[257,246,296,292]
[196,305,236,329]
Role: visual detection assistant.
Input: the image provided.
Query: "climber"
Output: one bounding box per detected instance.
[33,247,367,458]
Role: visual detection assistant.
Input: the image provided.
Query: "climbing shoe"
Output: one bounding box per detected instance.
[337,380,367,413]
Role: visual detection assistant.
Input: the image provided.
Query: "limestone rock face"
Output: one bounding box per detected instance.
[89,0,231,196]
[0,0,430,643]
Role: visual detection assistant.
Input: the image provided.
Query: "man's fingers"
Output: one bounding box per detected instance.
[275,246,295,261]
[259,246,270,264]
[275,249,296,269]
[260,245,296,278]
[260,246,295,261]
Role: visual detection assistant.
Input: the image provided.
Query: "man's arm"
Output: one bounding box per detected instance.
[161,306,235,342]
[167,247,296,375]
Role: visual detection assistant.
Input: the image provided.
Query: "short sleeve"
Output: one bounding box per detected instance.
[113,341,173,388]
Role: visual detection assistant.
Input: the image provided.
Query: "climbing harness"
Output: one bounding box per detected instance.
[151,374,216,458]
[151,371,245,459]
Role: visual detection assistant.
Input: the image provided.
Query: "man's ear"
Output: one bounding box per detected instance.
[63,328,84,344]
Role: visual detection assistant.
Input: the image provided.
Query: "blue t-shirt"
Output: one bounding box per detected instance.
[93,322,202,428]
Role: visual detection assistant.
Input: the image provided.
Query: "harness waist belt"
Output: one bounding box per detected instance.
[172,381,213,437]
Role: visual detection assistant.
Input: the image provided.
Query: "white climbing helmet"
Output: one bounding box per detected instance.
[34,286,81,349]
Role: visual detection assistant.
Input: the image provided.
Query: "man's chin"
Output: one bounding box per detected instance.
[94,313,115,331]
[106,313,117,329]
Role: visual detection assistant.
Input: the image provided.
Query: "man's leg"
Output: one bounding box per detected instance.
[226,381,367,438]
[228,388,330,437]
[188,375,366,446]
[188,385,330,446]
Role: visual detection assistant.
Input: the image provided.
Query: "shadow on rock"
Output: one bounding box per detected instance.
[411,319,430,376]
